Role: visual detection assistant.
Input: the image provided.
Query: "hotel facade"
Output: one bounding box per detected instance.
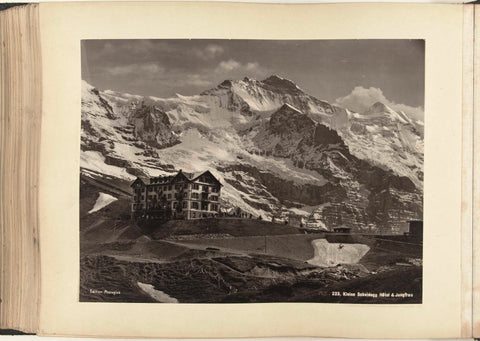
[131,170,222,220]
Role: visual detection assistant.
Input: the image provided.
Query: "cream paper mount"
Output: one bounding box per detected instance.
[39,2,467,338]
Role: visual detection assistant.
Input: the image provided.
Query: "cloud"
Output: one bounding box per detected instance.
[215,59,241,73]
[194,44,224,60]
[104,63,212,88]
[335,86,385,112]
[214,59,267,76]
[180,74,212,87]
[126,71,212,91]
[106,63,164,76]
[246,62,261,71]
[335,86,424,122]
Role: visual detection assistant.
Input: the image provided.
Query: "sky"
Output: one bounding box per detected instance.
[81,39,424,119]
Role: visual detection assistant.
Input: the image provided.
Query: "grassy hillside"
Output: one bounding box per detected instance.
[145,218,301,239]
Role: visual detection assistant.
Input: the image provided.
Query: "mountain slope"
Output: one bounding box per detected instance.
[80,76,423,233]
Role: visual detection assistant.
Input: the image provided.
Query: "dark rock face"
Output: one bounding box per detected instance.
[269,104,315,135]
[218,164,347,209]
[91,88,116,119]
[313,124,345,147]
[131,104,179,149]
[256,104,348,159]
[250,103,422,232]
[226,92,254,117]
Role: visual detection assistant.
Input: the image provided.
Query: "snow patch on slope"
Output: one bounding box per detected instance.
[88,192,118,214]
[308,239,370,267]
[81,151,136,181]
[137,282,178,303]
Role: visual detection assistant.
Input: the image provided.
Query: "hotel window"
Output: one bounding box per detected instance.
[163,186,167,191]
[192,202,199,209]
[167,193,172,199]
[183,201,187,208]
[173,202,177,208]
[193,184,199,190]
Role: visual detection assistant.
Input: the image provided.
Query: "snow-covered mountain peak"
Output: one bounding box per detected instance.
[262,74,302,94]
[202,74,304,99]
[82,79,95,91]
[360,101,415,127]
[263,74,295,84]
[365,101,390,114]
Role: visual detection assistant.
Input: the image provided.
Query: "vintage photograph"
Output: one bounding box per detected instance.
[80,39,424,303]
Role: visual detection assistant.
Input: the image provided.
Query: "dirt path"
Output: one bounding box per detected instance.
[168,240,254,258]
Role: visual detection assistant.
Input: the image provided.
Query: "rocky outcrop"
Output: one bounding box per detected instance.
[253,104,348,162]
[269,104,315,136]
[91,89,116,119]
[131,104,179,149]
[219,164,347,209]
